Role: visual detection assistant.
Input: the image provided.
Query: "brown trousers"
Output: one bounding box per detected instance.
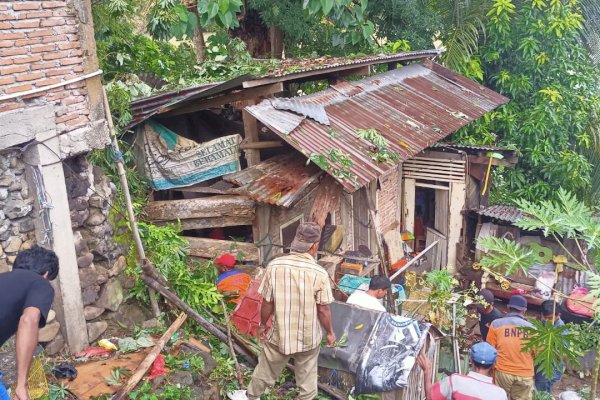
[495,370,534,400]
[247,341,320,400]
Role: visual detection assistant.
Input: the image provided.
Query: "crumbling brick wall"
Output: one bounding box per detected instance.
[0,0,108,149]
[377,165,401,234]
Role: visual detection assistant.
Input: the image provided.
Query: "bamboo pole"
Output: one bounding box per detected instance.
[101,87,160,317]
[141,274,257,363]
[221,299,245,387]
[365,193,395,310]
[112,313,187,399]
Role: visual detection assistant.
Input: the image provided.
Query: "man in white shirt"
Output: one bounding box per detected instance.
[346,275,390,312]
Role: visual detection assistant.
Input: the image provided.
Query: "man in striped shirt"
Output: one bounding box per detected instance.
[244,222,336,400]
[418,342,507,400]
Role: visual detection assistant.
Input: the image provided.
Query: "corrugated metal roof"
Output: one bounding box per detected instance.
[244,49,443,84]
[246,61,509,192]
[223,153,323,207]
[126,75,252,129]
[127,82,220,129]
[127,50,443,128]
[477,205,523,223]
[430,142,517,152]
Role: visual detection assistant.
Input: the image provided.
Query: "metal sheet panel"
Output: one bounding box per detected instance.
[477,205,523,223]
[246,61,509,192]
[223,153,323,208]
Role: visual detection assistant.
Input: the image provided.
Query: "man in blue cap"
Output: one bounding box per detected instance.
[418,341,507,400]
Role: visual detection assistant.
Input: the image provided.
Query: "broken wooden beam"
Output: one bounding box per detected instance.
[145,195,256,229]
[112,313,188,400]
[239,140,283,150]
[307,175,342,227]
[183,236,258,262]
[141,274,257,364]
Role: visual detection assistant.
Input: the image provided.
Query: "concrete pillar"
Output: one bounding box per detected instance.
[25,130,89,353]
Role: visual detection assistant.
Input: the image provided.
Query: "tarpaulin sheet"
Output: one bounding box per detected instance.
[337,274,406,299]
[318,302,431,394]
[355,315,429,394]
[319,302,381,372]
[138,120,241,190]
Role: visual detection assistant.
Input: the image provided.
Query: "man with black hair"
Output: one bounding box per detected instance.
[346,275,391,312]
[418,342,507,400]
[475,289,504,341]
[0,246,59,400]
[534,300,566,393]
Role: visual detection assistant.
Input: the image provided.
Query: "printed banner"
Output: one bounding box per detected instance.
[140,120,241,190]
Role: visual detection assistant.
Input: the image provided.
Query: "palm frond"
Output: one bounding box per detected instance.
[435,0,491,72]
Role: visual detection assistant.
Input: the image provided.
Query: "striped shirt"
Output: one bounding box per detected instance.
[487,313,534,377]
[259,252,334,355]
[432,372,508,400]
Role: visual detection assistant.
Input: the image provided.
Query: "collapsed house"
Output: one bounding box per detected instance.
[127,50,511,279]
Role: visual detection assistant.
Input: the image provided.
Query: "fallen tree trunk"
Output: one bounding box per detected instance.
[112,313,187,400]
[145,196,256,230]
[141,274,257,364]
[184,236,258,262]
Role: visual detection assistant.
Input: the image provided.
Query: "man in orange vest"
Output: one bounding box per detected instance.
[486,295,535,400]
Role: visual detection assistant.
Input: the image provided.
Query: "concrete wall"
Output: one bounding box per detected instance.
[0,0,109,155]
[0,0,117,353]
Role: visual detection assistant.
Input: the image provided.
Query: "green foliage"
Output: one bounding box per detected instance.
[104,367,131,386]
[195,33,276,81]
[431,0,491,72]
[356,128,400,165]
[477,236,539,275]
[198,0,243,29]
[521,320,579,380]
[567,322,600,355]
[423,270,476,330]
[46,383,71,400]
[130,381,192,400]
[304,0,374,47]
[164,354,205,371]
[128,222,222,311]
[453,0,600,202]
[147,0,198,40]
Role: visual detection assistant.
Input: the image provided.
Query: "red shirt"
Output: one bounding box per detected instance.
[432,372,507,400]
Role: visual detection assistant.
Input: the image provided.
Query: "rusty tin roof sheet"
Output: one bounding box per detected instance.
[246,61,509,192]
[477,205,523,223]
[223,153,323,207]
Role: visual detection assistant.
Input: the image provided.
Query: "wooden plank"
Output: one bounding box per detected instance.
[154,215,254,230]
[409,156,466,164]
[145,195,255,221]
[239,140,283,150]
[403,178,416,233]
[446,182,466,273]
[403,172,464,182]
[307,175,342,227]
[415,182,450,191]
[242,105,261,166]
[405,158,466,167]
[403,164,465,172]
[184,236,258,262]
[403,167,464,176]
[113,314,188,400]
[162,83,284,116]
[468,155,516,167]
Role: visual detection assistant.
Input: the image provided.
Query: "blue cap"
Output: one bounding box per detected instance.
[508,295,527,311]
[471,342,497,365]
